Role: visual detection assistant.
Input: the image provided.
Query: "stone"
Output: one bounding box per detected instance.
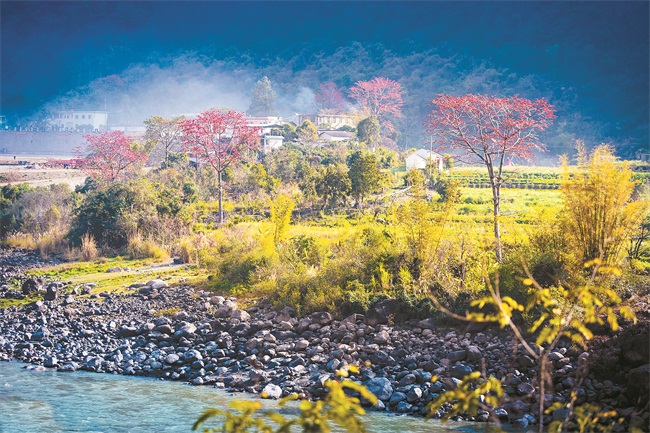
[466,345,482,361]
[627,364,650,406]
[294,339,310,350]
[21,277,43,295]
[447,349,467,362]
[396,401,412,413]
[118,326,138,338]
[373,330,390,345]
[398,373,417,387]
[165,354,180,364]
[450,363,473,379]
[517,382,535,395]
[389,391,407,407]
[146,279,169,290]
[231,310,251,321]
[365,299,399,326]
[43,283,59,301]
[262,383,282,399]
[310,312,333,326]
[406,387,422,403]
[43,356,58,368]
[364,377,393,401]
[183,349,203,363]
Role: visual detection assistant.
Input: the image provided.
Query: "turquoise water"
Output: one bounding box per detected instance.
[0,361,480,433]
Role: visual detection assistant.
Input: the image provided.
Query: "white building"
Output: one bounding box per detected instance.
[262,135,284,152]
[47,110,108,132]
[405,148,444,172]
[319,130,355,142]
[298,113,357,130]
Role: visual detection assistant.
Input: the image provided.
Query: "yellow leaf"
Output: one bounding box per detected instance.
[523,278,534,286]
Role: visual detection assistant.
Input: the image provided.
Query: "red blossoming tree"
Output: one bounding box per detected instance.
[179,108,260,224]
[315,82,345,111]
[349,77,403,139]
[79,130,148,182]
[427,94,556,262]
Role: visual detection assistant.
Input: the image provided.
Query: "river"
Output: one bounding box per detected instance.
[0,361,484,433]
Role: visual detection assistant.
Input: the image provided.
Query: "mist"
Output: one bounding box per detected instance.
[30,42,643,157]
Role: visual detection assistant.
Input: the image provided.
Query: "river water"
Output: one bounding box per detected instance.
[0,361,482,433]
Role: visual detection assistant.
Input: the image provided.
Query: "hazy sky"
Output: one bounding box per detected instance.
[1,1,648,149]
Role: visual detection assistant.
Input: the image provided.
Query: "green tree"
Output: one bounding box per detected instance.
[404,168,426,197]
[346,151,383,206]
[315,164,351,210]
[248,76,277,116]
[296,120,319,145]
[356,116,380,148]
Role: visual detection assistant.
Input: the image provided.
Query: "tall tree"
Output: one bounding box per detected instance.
[78,130,148,183]
[346,150,383,206]
[349,77,403,138]
[315,164,351,210]
[179,109,260,224]
[356,116,380,148]
[248,76,277,117]
[427,94,555,262]
[296,120,319,145]
[315,82,345,111]
[144,115,185,167]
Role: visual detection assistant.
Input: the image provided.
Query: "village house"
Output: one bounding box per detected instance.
[298,112,357,130]
[319,130,355,142]
[47,110,109,132]
[405,148,444,172]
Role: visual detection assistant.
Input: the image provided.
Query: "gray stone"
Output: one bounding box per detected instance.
[262,383,282,399]
[447,349,467,362]
[310,312,333,326]
[165,354,180,364]
[183,349,203,363]
[398,373,417,387]
[146,279,169,290]
[450,363,473,379]
[406,387,422,403]
[365,299,399,326]
[364,377,393,401]
[43,356,58,368]
[389,391,407,406]
[517,382,535,395]
[374,330,391,345]
[231,310,251,321]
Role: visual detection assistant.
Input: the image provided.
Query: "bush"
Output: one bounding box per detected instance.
[80,233,98,261]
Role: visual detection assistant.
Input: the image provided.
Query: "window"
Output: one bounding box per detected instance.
[88,114,92,119]
[82,115,85,119]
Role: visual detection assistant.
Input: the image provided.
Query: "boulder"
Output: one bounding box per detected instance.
[21,277,43,295]
[364,377,393,401]
[365,299,399,326]
[43,282,61,301]
[145,279,169,290]
[310,311,333,326]
[627,364,650,406]
[262,383,283,399]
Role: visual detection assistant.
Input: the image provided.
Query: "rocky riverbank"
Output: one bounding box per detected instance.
[0,263,648,431]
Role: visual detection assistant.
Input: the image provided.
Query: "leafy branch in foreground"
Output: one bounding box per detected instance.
[193,365,378,433]
[426,372,503,425]
[429,258,637,433]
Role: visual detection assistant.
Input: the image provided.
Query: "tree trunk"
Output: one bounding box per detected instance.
[492,183,502,263]
[218,169,224,225]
